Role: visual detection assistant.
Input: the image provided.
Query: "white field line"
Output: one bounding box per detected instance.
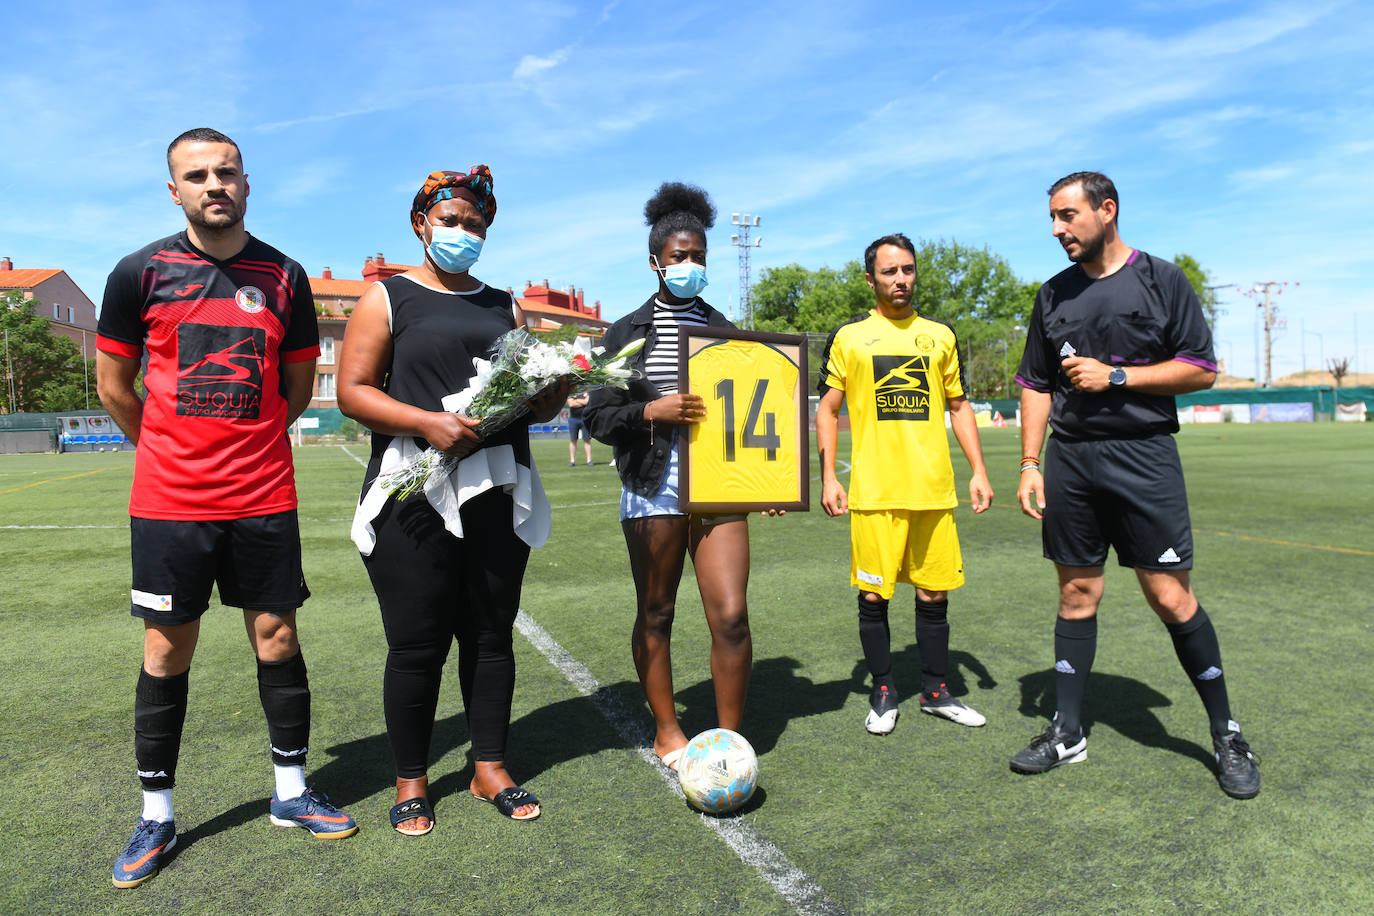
[340,445,368,467]
[0,524,124,529]
[514,610,845,916]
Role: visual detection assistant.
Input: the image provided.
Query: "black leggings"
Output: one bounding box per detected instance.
[361,489,530,778]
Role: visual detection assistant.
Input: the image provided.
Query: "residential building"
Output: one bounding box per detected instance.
[516,279,610,336]
[0,256,99,359]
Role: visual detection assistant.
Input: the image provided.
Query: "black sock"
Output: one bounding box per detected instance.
[135,668,189,791]
[1053,616,1096,737]
[857,595,894,691]
[258,652,310,767]
[914,598,950,695]
[1165,606,1233,737]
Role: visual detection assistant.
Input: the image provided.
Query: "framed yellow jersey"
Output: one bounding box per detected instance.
[677,327,810,513]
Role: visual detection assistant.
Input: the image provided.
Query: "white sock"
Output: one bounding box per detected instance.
[274,764,306,800]
[141,789,174,823]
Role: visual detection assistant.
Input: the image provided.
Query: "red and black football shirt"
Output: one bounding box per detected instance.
[98,231,320,520]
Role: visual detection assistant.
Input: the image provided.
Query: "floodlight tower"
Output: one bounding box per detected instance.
[730,212,762,329]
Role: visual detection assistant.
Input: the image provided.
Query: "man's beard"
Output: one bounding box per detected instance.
[1066,230,1104,264]
[187,198,244,234]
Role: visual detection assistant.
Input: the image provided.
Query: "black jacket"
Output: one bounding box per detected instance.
[583,296,734,496]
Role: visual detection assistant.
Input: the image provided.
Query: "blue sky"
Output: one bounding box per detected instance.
[3,0,1371,381]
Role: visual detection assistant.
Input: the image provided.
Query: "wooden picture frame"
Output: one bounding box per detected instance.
[677,326,810,513]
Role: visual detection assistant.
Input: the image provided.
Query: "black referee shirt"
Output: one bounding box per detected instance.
[1015,250,1217,440]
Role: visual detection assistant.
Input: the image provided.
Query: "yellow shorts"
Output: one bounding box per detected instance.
[850,508,964,599]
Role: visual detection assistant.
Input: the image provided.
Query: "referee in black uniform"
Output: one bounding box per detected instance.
[1009,171,1259,799]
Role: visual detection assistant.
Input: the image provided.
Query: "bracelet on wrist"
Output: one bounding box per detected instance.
[1020,460,1040,473]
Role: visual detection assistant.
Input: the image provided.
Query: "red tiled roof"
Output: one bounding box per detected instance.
[311,277,370,298]
[517,298,609,327]
[0,269,62,288]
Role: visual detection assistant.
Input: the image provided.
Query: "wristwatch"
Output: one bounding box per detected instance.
[1108,366,1127,388]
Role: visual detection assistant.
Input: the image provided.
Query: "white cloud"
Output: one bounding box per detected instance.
[514,50,569,80]
[1229,164,1300,188]
[1154,105,1275,151]
[253,106,398,134]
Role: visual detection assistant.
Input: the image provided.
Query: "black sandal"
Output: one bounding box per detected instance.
[482,786,540,821]
[390,797,434,836]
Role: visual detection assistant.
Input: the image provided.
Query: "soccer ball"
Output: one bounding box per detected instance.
[678,728,759,814]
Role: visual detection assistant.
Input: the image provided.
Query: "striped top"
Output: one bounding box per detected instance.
[645,298,709,395]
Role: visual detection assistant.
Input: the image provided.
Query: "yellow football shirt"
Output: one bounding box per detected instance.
[821,310,965,510]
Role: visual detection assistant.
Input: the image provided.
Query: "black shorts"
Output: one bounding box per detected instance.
[568,416,590,441]
[1042,434,1193,570]
[129,510,310,624]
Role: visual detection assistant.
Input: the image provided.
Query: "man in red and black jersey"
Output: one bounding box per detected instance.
[97,128,355,889]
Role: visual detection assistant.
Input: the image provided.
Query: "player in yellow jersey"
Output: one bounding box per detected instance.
[816,234,993,735]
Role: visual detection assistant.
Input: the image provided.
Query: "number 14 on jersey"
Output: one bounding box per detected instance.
[714,377,781,462]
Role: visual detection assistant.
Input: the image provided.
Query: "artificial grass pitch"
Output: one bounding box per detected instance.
[0,422,1370,914]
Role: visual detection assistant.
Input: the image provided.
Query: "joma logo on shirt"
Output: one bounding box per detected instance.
[872,354,931,421]
[177,322,266,419]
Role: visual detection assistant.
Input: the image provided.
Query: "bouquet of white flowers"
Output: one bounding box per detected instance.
[379,329,643,500]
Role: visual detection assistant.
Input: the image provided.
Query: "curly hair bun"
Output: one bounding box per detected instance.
[644,182,716,229]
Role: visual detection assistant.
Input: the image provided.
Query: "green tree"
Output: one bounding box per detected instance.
[912,239,1037,398]
[751,263,815,329]
[1,290,93,412]
[1172,253,1221,330]
[752,261,872,335]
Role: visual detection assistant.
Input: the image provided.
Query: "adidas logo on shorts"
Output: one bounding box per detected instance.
[1158,547,1182,564]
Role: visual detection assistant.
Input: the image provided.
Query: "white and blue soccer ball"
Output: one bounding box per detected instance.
[678,728,759,814]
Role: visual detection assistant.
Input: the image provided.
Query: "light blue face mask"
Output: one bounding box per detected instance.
[654,256,708,299]
[428,224,484,274]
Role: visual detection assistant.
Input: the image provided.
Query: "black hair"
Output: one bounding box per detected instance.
[166,128,241,174]
[863,233,917,276]
[1048,171,1119,218]
[645,182,716,256]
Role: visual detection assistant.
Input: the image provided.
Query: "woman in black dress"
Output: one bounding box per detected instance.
[339,167,565,833]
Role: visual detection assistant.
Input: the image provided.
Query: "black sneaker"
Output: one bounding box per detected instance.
[1010,720,1087,774]
[1213,725,1260,799]
[865,685,899,735]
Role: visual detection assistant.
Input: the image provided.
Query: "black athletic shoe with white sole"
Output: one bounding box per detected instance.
[1010,721,1087,774]
[919,684,986,727]
[1213,727,1260,799]
[865,685,899,735]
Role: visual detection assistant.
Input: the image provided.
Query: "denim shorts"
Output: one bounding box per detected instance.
[620,440,684,520]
